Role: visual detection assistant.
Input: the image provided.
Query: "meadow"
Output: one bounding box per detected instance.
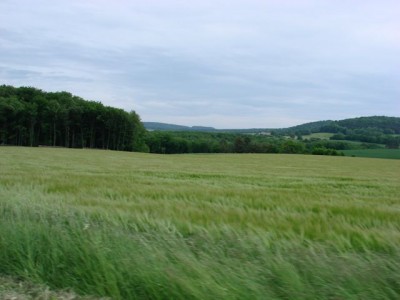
[1,147,400,299]
[342,149,400,159]
[301,132,334,140]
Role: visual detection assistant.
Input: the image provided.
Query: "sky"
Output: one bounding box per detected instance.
[0,0,399,128]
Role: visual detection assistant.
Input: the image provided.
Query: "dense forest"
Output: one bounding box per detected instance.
[0,85,147,151]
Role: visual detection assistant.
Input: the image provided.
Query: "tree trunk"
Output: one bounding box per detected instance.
[53,121,56,146]
[29,120,35,147]
[65,126,70,148]
[72,129,75,148]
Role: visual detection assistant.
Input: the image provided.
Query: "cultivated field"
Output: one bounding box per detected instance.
[1,147,400,299]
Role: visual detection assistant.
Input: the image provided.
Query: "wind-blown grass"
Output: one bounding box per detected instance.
[1,147,400,299]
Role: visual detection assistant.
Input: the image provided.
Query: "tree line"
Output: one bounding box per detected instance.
[144,131,347,156]
[2,85,398,154]
[0,85,147,151]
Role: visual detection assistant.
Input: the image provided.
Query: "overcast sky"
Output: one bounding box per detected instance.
[1,0,399,128]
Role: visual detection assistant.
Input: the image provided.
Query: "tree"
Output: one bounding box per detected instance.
[0,85,146,152]
[234,136,251,153]
[281,140,305,154]
[385,137,400,149]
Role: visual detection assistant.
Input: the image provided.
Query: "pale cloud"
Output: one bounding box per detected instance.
[0,0,399,128]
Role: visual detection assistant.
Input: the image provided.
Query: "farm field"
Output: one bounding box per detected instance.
[342,149,400,159]
[1,147,400,299]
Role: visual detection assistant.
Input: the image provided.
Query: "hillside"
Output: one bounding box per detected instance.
[143,122,275,134]
[337,116,400,133]
[144,116,400,134]
[144,122,216,132]
[278,119,334,134]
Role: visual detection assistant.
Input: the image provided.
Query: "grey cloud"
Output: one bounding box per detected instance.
[0,0,399,128]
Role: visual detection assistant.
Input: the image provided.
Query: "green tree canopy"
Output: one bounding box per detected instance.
[0,85,146,151]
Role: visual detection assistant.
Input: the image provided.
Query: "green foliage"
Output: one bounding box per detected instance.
[281,140,305,154]
[233,136,251,153]
[384,137,400,149]
[145,131,302,154]
[0,85,146,151]
[311,147,342,156]
[144,116,400,156]
[337,116,400,133]
[275,116,400,148]
[281,116,400,136]
[277,120,334,135]
[323,117,400,145]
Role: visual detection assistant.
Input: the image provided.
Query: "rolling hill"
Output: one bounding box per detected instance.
[144,116,400,134]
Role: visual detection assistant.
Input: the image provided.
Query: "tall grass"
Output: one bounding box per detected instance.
[1,147,400,299]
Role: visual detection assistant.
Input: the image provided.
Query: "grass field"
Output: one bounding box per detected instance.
[1,147,400,299]
[302,132,334,140]
[342,149,400,159]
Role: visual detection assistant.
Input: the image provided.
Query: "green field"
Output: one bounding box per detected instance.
[342,149,400,159]
[302,132,334,140]
[1,147,400,299]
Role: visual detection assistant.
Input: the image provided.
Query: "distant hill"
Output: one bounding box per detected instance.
[143,122,217,132]
[143,122,275,133]
[336,116,400,133]
[278,120,334,134]
[281,116,400,135]
[144,116,400,135]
